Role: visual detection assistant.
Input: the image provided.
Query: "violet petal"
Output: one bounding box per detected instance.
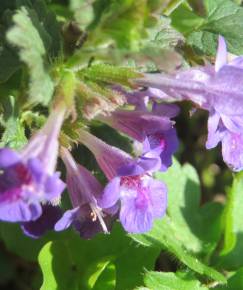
[206,110,222,149]
[0,200,42,222]
[55,206,80,231]
[22,204,62,238]
[44,173,66,201]
[147,179,167,218]
[215,36,227,72]
[98,177,121,208]
[119,196,153,233]
[0,148,20,169]
[222,132,243,171]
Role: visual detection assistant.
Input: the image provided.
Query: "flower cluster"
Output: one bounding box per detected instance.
[57,89,177,236]
[3,35,240,240]
[135,36,243,172]
[0,78,179,238]
[0,104,66,238]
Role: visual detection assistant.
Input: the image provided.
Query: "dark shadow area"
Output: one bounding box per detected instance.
[175,103,232,201]
[155,251,179,272]
[0,240,40,290]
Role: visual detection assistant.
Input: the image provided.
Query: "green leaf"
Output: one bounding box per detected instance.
[80,64,141,87]
[0,220,69,262]
[203,0,243,54]
[6,7,54,106]
[145,17,184,50]
[0,117,27,149]
[29,0,62,58]
[0,223,47,261]
[39,241,116,290]
[70,0,94,29]
[132,216,225,283]
[187,31,218,55]
[163,0,187,16]
[38,241,79,290]
[0,0,61,84]
[170,3,204,35]
[171,0,243,55]
[0,7,21,83]
[143,271,208,290]
[218,172,243,269]
[84,257,116,290]
[126,16,183,73]
[214,268,243,290]
[74,224,159,290]
[0,47,21,83]
[0,96,27,149]
[156,159,223,255]
[89,0,148,50]
[15,0,62,58]
[38,224,159,290]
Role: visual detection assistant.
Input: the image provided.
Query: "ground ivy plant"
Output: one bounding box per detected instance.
[0,0,243,289]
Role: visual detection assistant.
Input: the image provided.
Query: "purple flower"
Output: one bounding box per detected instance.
[98,102,179,171]
[193,37,243,171]
[79,129,167,233]
[0,105,66,233]
[98,109,172,142]
[206,109,243,171]
[143,129,178,171]
[21,204,62,239]
[55,148,110,239]
[112,86,149,111]
[112,86,172,110]
[79,129,161,179]
[135,36,243,116]
[135,36,243,171]
[221,131,243,171]
[99,170,167,233]
[144,103,179,171]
